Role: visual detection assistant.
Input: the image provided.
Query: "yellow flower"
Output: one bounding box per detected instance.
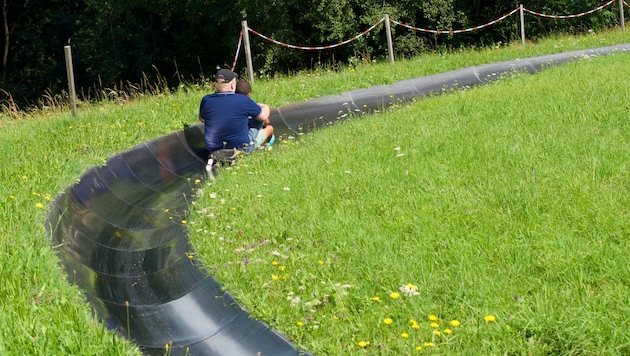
[432,330,441,336]
[484,315,497,322]
[430,322,439,328]
[271,275,280,281]
[318,260,324,265]
[371,296,380,301]
[272,261,279,266]
[164,208,169,213]
[194,179,201,184]
[450,320,461,327]
[181,220,187,224]
[296,321,304,326]
[415,346,422,351]
[358,341,369,348]
[428,314,438,321]
[411,322,420,330]
[278,266,286,271]
[35,203,44,209]
[390,292,400,299]
[383,318,393,325]
[401,332,409,338]
[444,328,452,334]
[424,342,435,347]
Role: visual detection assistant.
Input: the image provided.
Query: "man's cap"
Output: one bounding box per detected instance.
[215,69,238,83]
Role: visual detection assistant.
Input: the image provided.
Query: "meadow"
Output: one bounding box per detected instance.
[1,29,630,354]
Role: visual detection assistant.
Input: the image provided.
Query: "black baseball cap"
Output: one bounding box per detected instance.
[215,69,238,83]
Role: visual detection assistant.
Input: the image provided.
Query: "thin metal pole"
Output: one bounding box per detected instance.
[64,45,77,117]
[384,14,394,63]
[520,4,526,47]
[620,0,625,32]
[241,21,255,83]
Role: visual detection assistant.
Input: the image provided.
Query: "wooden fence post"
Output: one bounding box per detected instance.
[619,0,626,32]
[520,4,526,47]
[241,21,255,83]
[384,14,394,63]
[64,45,77,118]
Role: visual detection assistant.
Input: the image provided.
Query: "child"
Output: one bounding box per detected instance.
[236,80,275,148]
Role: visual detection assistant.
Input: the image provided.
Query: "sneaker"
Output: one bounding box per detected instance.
[266,134,275,147]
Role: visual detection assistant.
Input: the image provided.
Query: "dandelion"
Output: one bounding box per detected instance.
[35,203,44,209]
[358,341,369,348]
[371,296,380,301]
[164,208,169,213]
[296,321,304,326]
[430,322,439,328]
[444,328,452,334]
[411,322,420,330]
[428,314,438,321]
[181,220,187,224]
[318,260,324,265]
[415,346,422,351]
[271,275,280,281]
[390,292,400,299]
[278,266,286,271]
[484,315,497,322]
[383,318,393,325]
[432,330,441,336]
[194,179,201,184]
[424,342,435,347]
[401,332,409,338]
[272,261,279,266]
[450,320,461,327]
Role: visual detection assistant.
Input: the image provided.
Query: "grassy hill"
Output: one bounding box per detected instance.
[1,29,629,354]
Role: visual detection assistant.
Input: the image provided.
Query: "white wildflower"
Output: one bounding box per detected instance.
[399,283,420,297]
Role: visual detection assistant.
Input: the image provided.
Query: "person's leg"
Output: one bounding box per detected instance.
[260,125,274,145]
[249,127,260,145]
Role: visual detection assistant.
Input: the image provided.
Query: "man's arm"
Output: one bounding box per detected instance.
[199,115,205,123]
[257,103,270,125]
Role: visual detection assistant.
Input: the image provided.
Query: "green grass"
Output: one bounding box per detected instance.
[1,27,629,354]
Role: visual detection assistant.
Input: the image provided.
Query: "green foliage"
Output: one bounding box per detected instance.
[2,0,628,111]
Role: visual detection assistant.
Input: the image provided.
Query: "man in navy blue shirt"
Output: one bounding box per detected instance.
[199,69,270,153]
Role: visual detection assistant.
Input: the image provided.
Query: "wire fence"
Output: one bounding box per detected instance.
[235,0,628,81]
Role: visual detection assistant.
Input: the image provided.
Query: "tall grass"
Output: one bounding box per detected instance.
[0,27,628,354]
[188,44,630,354]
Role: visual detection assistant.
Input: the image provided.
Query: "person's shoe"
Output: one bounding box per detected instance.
[266,134,275,147]
[205,158,215,179]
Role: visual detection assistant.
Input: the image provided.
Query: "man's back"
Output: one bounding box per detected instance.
[199,92,262,151]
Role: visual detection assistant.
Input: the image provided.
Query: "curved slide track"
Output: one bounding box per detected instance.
[46,44,630,355]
